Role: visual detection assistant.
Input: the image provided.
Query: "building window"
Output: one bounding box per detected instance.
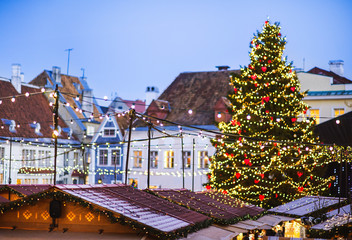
[164,151,174,168]
[87,126,95,136]
[103,128,116,137]
[64,152,69,168]
[334,108,344,117]
[45,151,51,167]
[310,109,320,124]
[99,149,108,165]
[150,151,158,168]
[22,149,36,167]
[43,178,49,184]
[198,151,209,169]
[111,149,121,166]
[133,151,142,168]
[0,147,4,165]
[128,178,138,188]
[182,151,191,169]
[73,152,79,166]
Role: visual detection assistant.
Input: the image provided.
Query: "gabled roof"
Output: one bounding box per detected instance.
[30,70,103,123]
[149,70,240,126]
[152,189,264,224]
[0,184,51,198]
[0,80,72,140]
[268,196,344,217]
[0,184,211,238]
[307,67,352,84]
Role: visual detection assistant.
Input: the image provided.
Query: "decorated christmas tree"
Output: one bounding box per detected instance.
[208,20,333,208]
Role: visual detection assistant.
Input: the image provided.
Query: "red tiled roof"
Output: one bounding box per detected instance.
[307,67,352,84]
[0,80,71,139]
[148,70,240,126]
[123,99,146,113]
[18,167,54,174]
[4,184,52,197]
[71,169,86,177]
[152,189,264,223]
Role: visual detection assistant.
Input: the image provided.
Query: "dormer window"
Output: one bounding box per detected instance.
[9,120,16,133]
[103,129,116,137]
[103,118,116,138]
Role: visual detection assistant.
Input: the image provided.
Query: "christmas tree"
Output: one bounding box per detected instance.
[208,20,333,208]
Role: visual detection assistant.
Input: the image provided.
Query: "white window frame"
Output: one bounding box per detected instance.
[99,149,108,166]
[164,150,174,169]
[198,151,209,169]
[150,151,158,168]
[111,149,121,167]
[133,150,142,168]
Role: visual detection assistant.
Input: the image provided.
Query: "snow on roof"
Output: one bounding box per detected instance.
[56,184,196,233]
[311,204,352,230]
[268,196,344,216]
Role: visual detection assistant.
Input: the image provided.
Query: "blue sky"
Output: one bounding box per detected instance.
[0,0,351,105]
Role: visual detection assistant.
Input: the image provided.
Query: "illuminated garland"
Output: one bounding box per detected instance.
[208,20,335,208]
[0,188,211,239]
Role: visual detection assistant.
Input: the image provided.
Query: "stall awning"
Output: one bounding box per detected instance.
[182,225,238,240]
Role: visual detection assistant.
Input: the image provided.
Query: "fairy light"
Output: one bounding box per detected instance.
[188,109,193,115]
[25,92,29,97]
[11,97,15,102]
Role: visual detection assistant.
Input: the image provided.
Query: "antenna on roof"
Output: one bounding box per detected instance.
[81,68,85,78]
[303,58,305,71]
[65,48,73,75]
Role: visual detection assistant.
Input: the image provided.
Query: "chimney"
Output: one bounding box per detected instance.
[146,86,159,107]
[52,66,61,84]
[329,60,344,76]
[81,77,94,115]
[216,66,230,71]
[11,64,22,93]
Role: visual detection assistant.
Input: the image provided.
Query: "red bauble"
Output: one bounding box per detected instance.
[251,75,257,80]
[206,185,211,190]
[268,60,272,63]
[254,83,258,87]
[291,118,297,122]
[298,186,304,192]
[254,179,260,184]
[231,119,237,126]
[275,193,278,198]
[235,172,241,179]
[223,190,228,194]
[278,33,281,36]
[265,110,269,114]
[297,172,303,177]
[249,64,254,69]
[260,174,264,179]
[244,158,250,165]
[234,87,238,93]
[259,195,265,201]
[261,66,267,72]
[328,183,332,188]
[290,87,295,92]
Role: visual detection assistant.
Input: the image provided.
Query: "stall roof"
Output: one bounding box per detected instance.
[268,196,343,216]
[0,184,51,197]
[311,204,352,230]
[152,189,264,223]
[223,214,295,232]
[56,184,210,233]
[181,225,238,240]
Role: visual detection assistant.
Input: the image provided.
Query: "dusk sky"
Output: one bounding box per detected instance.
[1,0,351,106]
